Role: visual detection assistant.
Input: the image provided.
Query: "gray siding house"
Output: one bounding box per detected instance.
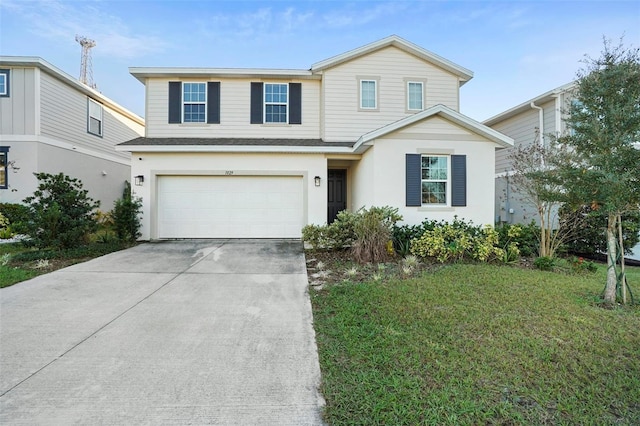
[0,57,144,209]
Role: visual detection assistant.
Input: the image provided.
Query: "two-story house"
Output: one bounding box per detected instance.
[117,36,513,240]
[0,57,144,209]
[484,82,575,224]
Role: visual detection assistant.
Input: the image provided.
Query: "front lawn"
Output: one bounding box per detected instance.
[311,263,640,425]
[0,240,135,288]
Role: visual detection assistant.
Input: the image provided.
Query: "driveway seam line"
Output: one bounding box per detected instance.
[0,250,212,398]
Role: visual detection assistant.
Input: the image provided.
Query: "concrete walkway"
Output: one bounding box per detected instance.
[0,240,325,425]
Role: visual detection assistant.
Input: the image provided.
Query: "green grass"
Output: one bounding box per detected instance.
[0,240,135,288]
[311,263,640,425]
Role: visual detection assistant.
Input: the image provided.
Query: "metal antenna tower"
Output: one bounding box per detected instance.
[75,35,96,88]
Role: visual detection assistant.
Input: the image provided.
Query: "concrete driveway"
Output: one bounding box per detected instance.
[0,240,325,425]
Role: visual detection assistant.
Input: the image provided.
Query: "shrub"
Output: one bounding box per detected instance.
[534,256,556,271]
[560,205,640,256]
[0,212,12,239]
[351,206,402,264]
[111,181,143,242]
[392,220,440,256]
[302,206,402,258]
[568,256,598,274]
[410,217,509,263]
[496,222,540,257]
[0,203,30,233]
[22,173,99,249]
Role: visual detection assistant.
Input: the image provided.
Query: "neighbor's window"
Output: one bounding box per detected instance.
[264,83,288,123]
[87,98,103,136]
[421,155,448,204]
[183,82,206,123]
[407,81,423,110]
[0,69,8,97]
[360,80,377,109]
[0,147,8,189]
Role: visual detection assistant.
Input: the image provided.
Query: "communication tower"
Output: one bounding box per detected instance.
[75,35,96,88]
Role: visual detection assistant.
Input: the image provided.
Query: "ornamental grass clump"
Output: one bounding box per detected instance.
[351,206,402,264]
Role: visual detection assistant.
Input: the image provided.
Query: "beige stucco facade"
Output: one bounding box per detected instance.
[120,36,512,239]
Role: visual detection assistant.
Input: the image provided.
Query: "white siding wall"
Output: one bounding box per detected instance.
[145,78,321,139]
[130,152,327,240]
[39,71,142,161]
[322,46,460,142]
[0,67,37,135]
[351,117,498,226]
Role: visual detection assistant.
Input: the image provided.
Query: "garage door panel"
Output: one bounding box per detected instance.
[157,176,304,238]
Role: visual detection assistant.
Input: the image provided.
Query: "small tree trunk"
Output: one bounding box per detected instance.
[603,213,618,304]
[539,208,547,257]
[617,214,627,304]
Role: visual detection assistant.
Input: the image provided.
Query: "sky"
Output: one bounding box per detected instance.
[1,0,639,122]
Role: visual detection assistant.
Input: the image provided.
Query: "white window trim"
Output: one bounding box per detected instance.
[357,76,379,111]
[404,78,426,113]
[263,82,289,124]
[0,73,6,96]
[421,154,450,206]
[87,98,103,137]
[182,82,207,123]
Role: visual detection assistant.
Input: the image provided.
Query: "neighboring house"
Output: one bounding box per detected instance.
[117,35,513,240]
[484,82,576,225]
[0,57,144,210]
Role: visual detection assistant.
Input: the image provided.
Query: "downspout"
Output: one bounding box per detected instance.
[530,102,544,166]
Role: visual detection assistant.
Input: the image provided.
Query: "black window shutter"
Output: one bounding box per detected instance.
[406,154,422,207]
[168,82,182,124]
[250,82,263,124]
[207,82,220,124]
[289,83,302,124]
[451,155,467,207]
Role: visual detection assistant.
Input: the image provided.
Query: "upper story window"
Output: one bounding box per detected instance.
[87,98,103,137]
[407,81,424,111]
[0,69,10,97]
[0,146,9,189]
[421,155,449,205]
[360,79,377,109]
[183,83,207,123]
[264,83,288,123]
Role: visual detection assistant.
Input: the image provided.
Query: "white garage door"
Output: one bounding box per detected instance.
[157,175,304,238]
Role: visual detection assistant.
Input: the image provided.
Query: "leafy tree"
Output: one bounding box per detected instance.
[507,131,580,258]
[111,181,143,242]
[558,38,640,305]
[560,205,640,256]
[23,173,100,249]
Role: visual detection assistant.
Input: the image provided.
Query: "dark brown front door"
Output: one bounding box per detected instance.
[327,169,346,224]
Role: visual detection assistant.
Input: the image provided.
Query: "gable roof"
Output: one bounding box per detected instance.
[311,35,474,85]
[0,56,144,126]
[483,81,576,126]
[353,104,514,153]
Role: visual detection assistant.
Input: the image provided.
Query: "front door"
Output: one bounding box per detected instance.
[327,169,346,223]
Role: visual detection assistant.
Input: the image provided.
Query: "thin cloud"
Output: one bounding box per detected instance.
[1,0,168,59]
[322,2,409,28]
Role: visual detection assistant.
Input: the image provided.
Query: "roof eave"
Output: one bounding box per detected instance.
[483,81,577,126]
[115,145,355,154]
[0,56,144,126]
[354,104,513,149]
[129,67,320,84]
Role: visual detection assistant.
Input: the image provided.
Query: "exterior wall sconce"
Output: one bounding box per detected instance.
[314,176,321,187]
[134,175,144,186]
